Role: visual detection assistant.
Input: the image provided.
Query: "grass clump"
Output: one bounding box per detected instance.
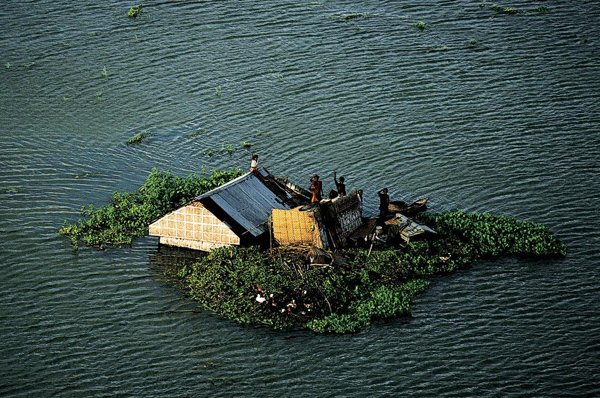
[468,38,479,48]
[414,20,427,31]
[242,140,252,148]
[5,62,11,70]
[101,66,108,78]
[128,4,142,18]
[59,168,242,248]
[127,132,146,145]
[176,209,565,334]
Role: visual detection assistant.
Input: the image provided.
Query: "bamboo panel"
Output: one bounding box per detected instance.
[272,207,324,248]
[149,201,240,247]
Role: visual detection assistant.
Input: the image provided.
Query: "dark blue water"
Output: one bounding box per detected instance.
[1,1,598,396]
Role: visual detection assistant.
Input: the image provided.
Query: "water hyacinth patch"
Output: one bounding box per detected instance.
[128,4,142,18]
[414,21,427,31]
[59,168,242,248]
[127,132,146,145]
[177,209,565,334]
[60,169,566,333]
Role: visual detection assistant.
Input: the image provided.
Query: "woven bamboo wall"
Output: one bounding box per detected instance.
[272,207,326,248]
[149,201,240,250]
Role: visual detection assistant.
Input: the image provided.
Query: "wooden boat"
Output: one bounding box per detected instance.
[388,197,428,216]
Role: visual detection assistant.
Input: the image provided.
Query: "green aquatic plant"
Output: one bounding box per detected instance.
[206,148,215,157]
[414,20,427,31]
[127,132,146,145]
[4,186,21,194]
[128,4,142,18]
[468,38,479,48]
[214,86,222,97]
[101,66,108,78]
[187,130,204,138]
[59,167,243,248]
[177,209,565,334]
[483,3,522,15]
[241,140,252,149]
[60,166,565,331]
[5,62,11,70]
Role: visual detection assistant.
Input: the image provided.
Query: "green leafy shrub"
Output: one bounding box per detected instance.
[59,168,242,248]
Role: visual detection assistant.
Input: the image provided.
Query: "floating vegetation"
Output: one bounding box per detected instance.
[101,66,108,78]
[127,4,142,18]
[177,209,565,333]
[4,186,21,194]
[187,130,204,138]
[334,12,369,22]
[95,90,104,99]
[59,168,243,248]
[414,20,427,31]
[214,86,222,97]
[127,132,146,145]
[241,140,252,149]
[206,148,215,157]
[272,72,284,81]
[468,38,479,48]
[5,62,11,70]
[60,168,565,331]
[221,143,234,155]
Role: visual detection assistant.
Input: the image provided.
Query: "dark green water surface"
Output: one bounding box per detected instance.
[1,1,598,396]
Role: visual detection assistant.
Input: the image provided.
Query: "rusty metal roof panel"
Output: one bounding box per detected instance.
[196,172,291,237]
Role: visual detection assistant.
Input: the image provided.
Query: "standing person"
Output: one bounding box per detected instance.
[378,188,390,219]
[357,189,364,215]
[333,170,346,197]
[250,154,259,174]
[310,175,323,203]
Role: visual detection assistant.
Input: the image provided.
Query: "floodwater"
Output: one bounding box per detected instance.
[1,1,599,396]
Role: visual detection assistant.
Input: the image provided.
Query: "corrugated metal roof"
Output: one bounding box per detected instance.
[195,172,291,237]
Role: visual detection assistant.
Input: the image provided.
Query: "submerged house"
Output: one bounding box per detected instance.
[149,168,429,252]
[149,171,306,251]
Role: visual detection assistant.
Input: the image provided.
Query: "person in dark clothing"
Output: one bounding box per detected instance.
[333,170,346,197]
[378,188,390,218]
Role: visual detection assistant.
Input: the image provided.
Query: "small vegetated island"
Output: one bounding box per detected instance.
[60,168,566,334]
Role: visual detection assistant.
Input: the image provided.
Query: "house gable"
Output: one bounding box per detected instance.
[149,201,240,251]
